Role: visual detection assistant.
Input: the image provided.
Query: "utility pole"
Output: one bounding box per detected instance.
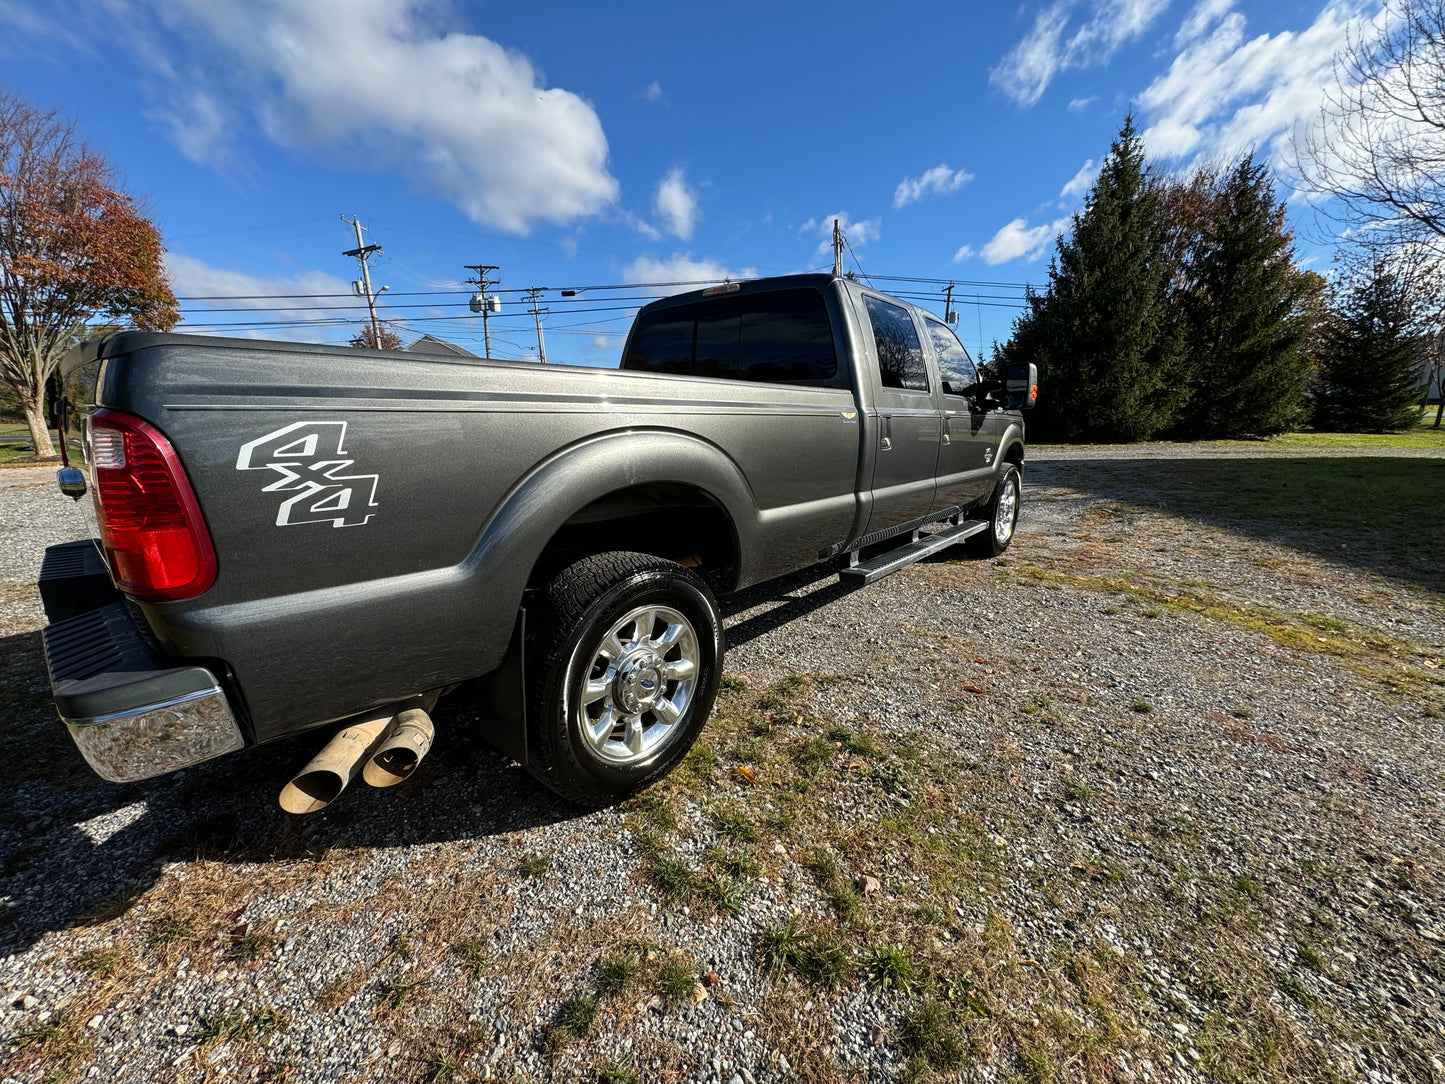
[943,283,957,325]
[464,263,501,359]
[523,287,548,362]
[832,218,844,278]
[341,215,384,348]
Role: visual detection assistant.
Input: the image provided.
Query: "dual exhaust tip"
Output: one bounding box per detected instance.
[278,698,436,815]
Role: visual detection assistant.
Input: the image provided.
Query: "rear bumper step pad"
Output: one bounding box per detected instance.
[42,601,243,783]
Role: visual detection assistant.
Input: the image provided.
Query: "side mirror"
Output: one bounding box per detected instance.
[1006,363,1038,410]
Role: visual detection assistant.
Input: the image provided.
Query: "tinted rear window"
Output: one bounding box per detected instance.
[623,289,838,384]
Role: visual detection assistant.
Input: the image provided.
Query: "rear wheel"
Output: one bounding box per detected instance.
[525,551,723,805]
[967,463,1022,557]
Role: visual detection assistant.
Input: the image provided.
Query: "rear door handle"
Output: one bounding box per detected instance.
[880,415,892,452]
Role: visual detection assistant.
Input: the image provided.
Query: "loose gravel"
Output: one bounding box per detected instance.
[0,450,1441,1084]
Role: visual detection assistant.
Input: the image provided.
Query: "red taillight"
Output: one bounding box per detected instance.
[89,408,217,602]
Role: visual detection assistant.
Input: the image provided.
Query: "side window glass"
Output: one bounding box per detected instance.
[864,295,928,392]
[924,319,978,395]
[737,289,838,382]
[623,306,696,374]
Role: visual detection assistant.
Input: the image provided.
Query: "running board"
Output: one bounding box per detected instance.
[839,520,988,585]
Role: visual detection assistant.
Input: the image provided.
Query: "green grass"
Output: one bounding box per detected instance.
[1044,454,1445,597]
[0,423,60,466]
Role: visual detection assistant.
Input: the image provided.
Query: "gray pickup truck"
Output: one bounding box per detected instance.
[42,273,1035,807]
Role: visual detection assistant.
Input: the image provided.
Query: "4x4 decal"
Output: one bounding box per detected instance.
[236,422,379,528]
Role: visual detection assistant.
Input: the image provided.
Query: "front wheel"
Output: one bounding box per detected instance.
[966,463,1022,557]
[524,551,724,805]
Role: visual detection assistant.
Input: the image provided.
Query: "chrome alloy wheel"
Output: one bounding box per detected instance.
[995,472,1019,544]
[574,604,699,766]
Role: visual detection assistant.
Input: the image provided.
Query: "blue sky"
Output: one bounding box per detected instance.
[0,0,1377,365]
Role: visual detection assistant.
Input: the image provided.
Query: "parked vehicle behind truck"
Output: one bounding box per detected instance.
[42,273,1036,807]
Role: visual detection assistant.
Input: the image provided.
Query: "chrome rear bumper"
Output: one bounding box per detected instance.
[40,545,245,783]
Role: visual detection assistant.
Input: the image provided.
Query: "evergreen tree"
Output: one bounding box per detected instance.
[1176,155,1310,437]
[1314,257,1424,431]
[999,114,1185,442]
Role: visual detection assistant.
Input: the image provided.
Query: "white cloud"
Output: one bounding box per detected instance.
[151,88,231,168]
[952,244,976,262]
[138,0,618,233]
[893,164,974,208]
[1139,0,1371,170]
[643,80,665,103]
[800,212,881,261]
[991,0,1171,107]
[980,217,1069,265]
[622,254,759,295]
[1060,158,1099,201]
[1175,0,1234,45]
[164,253,361,343]
[654,168,699,241]
[1068,95,1098,111]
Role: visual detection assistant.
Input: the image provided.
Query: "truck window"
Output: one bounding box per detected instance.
[623,289,839,384]
[864,295,928,392]
[924,318,979,395]
[625,307,695,374]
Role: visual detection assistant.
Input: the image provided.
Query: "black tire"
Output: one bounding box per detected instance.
[966,462,1022,557]
[524,550,724,805]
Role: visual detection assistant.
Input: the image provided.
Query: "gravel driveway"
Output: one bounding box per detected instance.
[0,450,1441,1084]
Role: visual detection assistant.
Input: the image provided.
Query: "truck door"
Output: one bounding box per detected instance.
[859,292,941,532]
[923,316,996,511]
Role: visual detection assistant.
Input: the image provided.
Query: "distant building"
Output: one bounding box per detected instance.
[404,334,480,359]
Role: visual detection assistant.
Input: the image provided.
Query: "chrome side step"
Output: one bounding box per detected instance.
[838,520,988,585]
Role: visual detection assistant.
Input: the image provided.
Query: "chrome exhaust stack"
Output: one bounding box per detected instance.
[278,706,399,815]
[362,703,435,788]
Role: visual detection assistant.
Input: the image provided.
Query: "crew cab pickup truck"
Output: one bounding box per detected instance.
[42,274,1035,807]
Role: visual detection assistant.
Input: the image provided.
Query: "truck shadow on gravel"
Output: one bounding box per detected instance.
[0,637,576,957]
[1032,456,1445,595]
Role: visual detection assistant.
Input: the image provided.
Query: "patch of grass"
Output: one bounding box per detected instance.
[698,872,747,916]
[9,1013,92,1084]
[1130,700,1154,714]
[72,945,127,976]
[596,952,640,999]
[712,805,758,844]
[826,724,879,757]
[1295,942,1327,974]
[1062,778,1093,803]
[709,848,759,880]
[759,915,853,989]
[654,955,697,1007]
[718,673,747,692]
[861,944,916,992]
[201,1006,286,1047]
[454,938,489,980]
[633,794,677,831]
[519,851,552,877]
[899,999,966,1070]
[793,735,836,776]
[231,928,277,964]
[595,1060,640,1084]
[805,847,862,922]
[1277,974,1321,1012]
[551,995,598,1041]
[644,856,698,902]
[144,911,196,953]
[376,976,427,1011]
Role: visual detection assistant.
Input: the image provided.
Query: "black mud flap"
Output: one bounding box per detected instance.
[476,609,527,766]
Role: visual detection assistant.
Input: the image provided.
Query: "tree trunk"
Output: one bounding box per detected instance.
[21,398,56,458]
